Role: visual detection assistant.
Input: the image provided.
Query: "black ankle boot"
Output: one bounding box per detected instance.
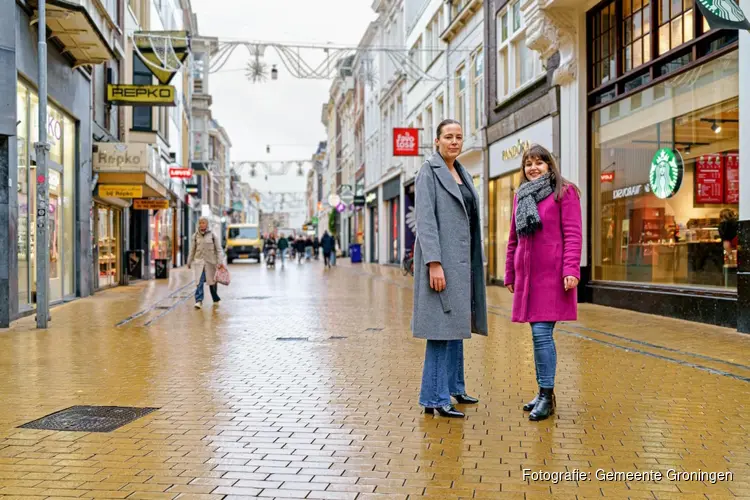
[453,394,479,404]
[529,388,555,421]
[209,285,220,303]
[424,405,464,418]
[523,390,541,411]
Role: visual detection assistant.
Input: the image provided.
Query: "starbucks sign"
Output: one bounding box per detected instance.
[649,148,684,199]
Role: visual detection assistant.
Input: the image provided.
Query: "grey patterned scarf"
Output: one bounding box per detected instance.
[515,173,554,237]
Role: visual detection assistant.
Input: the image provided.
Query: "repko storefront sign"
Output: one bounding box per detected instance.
[93,143,149,171]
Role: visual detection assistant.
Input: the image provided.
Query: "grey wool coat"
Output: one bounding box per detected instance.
[411,152,488,341]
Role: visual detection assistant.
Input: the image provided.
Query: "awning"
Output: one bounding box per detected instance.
[29,0,115,66]
[96,172,168,199]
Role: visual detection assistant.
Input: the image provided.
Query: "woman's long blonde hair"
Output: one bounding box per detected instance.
[519,144,580,200]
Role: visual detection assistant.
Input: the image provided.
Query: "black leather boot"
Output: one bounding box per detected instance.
[453,394,479,404]
[529,388,555,421]
[209,285,220,303]
[424,405,465,418]
[523,390,541,411]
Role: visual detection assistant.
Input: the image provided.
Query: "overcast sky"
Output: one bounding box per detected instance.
[191,0,376,194]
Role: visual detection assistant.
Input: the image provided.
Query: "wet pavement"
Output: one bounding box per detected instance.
[0,258,748,500]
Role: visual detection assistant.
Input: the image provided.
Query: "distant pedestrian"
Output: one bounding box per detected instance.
[305,236,313,260]
[312,236,320,260]
[296,237,306,263]
[278,234,289,268]
[411,119,487,419]
[187,217,225,309]
[505,143,582,421]
[321,231,334,268]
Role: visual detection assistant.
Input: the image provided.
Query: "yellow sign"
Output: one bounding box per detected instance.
[99,185,143,198]
[134,31,190,85]
[502,139,532,161]
[106,84,176,106]
[133,199,170,210]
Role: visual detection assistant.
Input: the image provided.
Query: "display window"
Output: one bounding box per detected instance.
[387,198,400,264]
[488,171,523,281]
[95,204,121,288]
[16,79,77,309]
[150,208,174,271]
[591,50,739,289]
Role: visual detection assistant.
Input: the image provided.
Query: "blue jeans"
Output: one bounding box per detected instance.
[531,322,557,388]
[419,340,466,407]
[280,248,287,265]
[195,270,219,303]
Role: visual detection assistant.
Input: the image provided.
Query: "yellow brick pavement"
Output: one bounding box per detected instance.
[0,260,748,500]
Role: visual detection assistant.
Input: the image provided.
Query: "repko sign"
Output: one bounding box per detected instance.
[393,128,419,156]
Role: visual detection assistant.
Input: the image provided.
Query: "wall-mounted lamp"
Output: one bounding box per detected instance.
[711,121,721,134]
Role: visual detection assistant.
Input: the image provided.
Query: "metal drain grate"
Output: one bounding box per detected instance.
[276,337,309,341]
[19,406,159,433]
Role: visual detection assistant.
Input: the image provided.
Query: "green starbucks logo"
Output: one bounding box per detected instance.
[649,148,683,199]
[696,0,750,31]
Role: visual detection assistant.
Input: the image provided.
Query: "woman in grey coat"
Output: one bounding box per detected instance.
[412,119,488,418]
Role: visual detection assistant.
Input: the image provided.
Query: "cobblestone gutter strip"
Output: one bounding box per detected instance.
[115,280,196,327]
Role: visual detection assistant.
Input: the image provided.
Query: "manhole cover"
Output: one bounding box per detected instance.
[276,337,309,341]
[19,406,159,433]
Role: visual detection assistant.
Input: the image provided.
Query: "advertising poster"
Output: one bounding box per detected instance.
[725,153,739,204]
[695,154,723,204]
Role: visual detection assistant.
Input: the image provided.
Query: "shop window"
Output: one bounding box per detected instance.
[591,50,739,290]
[471,47,484,133]
[622,0,652,72]
[496,1,543,101]
[132,53,153,130]
[489,171,523,282]
[658,0,694,55]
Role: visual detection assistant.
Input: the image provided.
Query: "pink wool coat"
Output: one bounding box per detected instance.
[505,186,583,323]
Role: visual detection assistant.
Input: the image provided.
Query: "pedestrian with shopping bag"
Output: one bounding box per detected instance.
[504,144,582,421]
[187,217,227,309]
[411,119,487,419]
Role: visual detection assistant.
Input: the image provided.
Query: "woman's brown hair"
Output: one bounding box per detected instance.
[519,144,580,200]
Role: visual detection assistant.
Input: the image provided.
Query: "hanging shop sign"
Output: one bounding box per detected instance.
[106,84,176,106]
[725,153,740,204]
[649,148,683,199]
[185,184,199,195]
[393,128,419,156]
[353,195,366,206]
[94,142,150,171]
[600,171,615,183]
[695,0,750,31]
[98,185,144,198]
[365,192,377,205]
[338,184,354,205]
[169,167,193,179]
[134,31,191,85]
[695,154,724,204]
[133,199,170,210]
[328,194,341,207]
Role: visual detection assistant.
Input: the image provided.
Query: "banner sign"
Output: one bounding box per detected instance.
[393,128,419,156]
[99,185,143,198]
[185,184,199,195]
[133,199,170,210]
[695,154,724,204]
[695,0,750,31]
[169,167,193,179]
[107,84,176,106]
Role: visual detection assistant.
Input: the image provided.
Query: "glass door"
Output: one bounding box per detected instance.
[96,205,120,288]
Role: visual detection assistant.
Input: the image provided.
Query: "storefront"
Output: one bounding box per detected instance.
[150,206,175,275]
[587,0,739,326]
[16,80,77,311]
[366,190,378,263]
[93,202,124,289]
[354,177,365,244]
[487,116,555,283]
[383,176,401,265]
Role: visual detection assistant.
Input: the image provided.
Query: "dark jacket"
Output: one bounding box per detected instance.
[321,234,334,253]
[278,237,289,250]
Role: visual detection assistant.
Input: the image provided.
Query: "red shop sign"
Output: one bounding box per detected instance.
[725,152,739,204]
[393,128,419,156]
[600,171,615,183]
[169,167,194,179]
[695,154,723,204]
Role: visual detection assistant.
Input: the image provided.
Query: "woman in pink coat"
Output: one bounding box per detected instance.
[505,144,582,421]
